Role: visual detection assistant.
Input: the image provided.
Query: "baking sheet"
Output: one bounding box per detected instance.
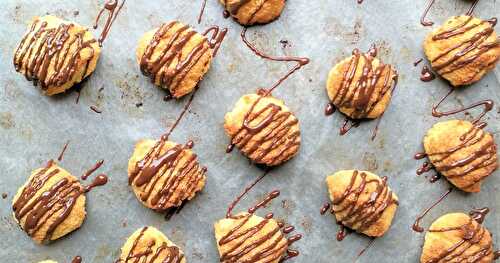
[0,0,499,262]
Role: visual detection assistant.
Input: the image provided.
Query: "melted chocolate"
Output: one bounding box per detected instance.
[412,188,452,233]
[469,207,489,224]
[425,216,493,263]
[339,118,360,136]
[90,105,102,114]
[414,58,424,66]
[119,227,184,263]
[13,19,98,90]
[202,26,228,57]
[71,256,82,263]
[324,103,336,116]
[81,159,104,180]
[93,0,126,46]
[226,171,269,218]
[420,0,436,26]
[83,174,108,193]
[223,10,230,18]
[466,0,481,16]
[356,238,376,260]
[336,223,350,241]
[320,202,331,215]
[198,0,208,24]
[432,89,494,124]
[420,66,436,82]
[57,140,70,162]
[332,171,398,234]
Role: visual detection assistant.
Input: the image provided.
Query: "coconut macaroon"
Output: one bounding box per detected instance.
[224,92,301,166]
[326,170,399,237]
[214,212,290,262]
[12,160,86,244]
[423,15,500,86]
[220,0,285,26]
[136,21,213,99]
[326,46,398,119]
[117,226,186,263]
[127,138,207,211]
[420,212,495,263]
[13,15,101,95]
[423,120,498,192]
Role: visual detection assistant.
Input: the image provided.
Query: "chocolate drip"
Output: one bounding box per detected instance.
[71,256,82,263]
[324,103,336,116]
[356,238,376,260]
[83,174,108,193]
[223,10,230,19]
[57,140,70,161]
[320,202,331,215]
[202,26,228,57]
[420,0,436,26]
[414,58,424,66]
[425,216,493,263]
[466,0,480,16]
[469,207,489,224]
[90,105,102,113]
[240,28,309,95]
[332,171,398,233]
[13,19,97,90]
[82,159,104,180]
[420,66,436,82]
[226,171,269,218]
[248,190,280,214]
[430,17,499,77]
[93,0,126,46]
[412,188,452,233]
[120,227,184,263]
[336,223,350,241]
[415,152,428,160]
[12,160,83,242]
[432,89,494,124]
[198,0,208,24]
[139,22,214,95]
[339,117,360,136]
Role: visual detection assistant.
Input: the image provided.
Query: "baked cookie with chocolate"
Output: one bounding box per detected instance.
[224,92,301,166]
[136,21,213,99]
[214,212,289,262]
[13,15,100,95]
[326,170,399,237]
[423,16,500,86]
[127,138,207,211]
[420,212,495,263]
[220,0,285,26]
[12,160,86,244]
[117,226,185,263]
[423,120,497,192]
[326,46,398,119]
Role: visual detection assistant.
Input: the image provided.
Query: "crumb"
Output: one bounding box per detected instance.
[73,10,79,16]
[1,193,7,199]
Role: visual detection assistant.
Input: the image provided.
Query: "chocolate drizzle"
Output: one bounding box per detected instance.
[421,0,436,26]
[420,66,436,82]
[355,238,376,260]
[331,171,398,234]
[412,188,452,233]
[425,214,494,263]
[83,174,108,193]
[13,18,98,90]
[119,227,184,263]
[226,171,269,218]
[466,0,481,16]
[469,207,489,224]
[12,160,82,242]
[57,140,70,161]
[93,0,126,46]
[432,89,494,124]
[430,16,499,79]
[198,0,208,24]
[81,159,104,180]
[139,21,226,97]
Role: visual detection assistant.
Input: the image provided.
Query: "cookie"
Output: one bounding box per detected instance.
[420,212,495,263]
[12,160,86,244]
[423,16,500,86]
[117,226,186,263]
[326,170,399,237]
[136,21,213,99]
[127,138,207,211]
[423,120,498,192]
[326,46,398,119]
[13,15,100,95]
[224,92,301,166]
[220,0,286,26]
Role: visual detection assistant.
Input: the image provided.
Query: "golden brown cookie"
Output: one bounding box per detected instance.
[420,213,495,263]
[326,46,398,119]
[326,170,399,237]
[13,15,100,95]
[214,212,289,262]
[423,15,500,86]
[423,120,498,192]
[136,21,213,99]
[220,0,285,26]
[12,160,86,244]
[224,92,301,166]
[117,226,186,263]
[127,138,207,211]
